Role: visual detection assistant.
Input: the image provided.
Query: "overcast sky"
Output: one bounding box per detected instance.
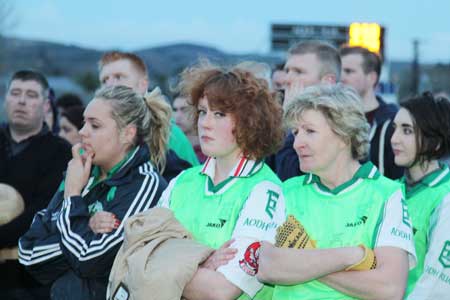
[8,0,450,63]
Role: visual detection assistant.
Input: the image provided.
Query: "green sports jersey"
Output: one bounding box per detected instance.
[274,162,416,300]
[168,121,199,166]
[159,157,286,300]
[403,163,450,297]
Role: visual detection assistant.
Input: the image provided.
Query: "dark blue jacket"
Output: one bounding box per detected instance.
[163,149,192,182]
[368,96,404,180]
[19,144,167,300]
[266,132,303,181]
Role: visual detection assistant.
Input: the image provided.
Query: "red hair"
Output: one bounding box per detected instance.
[179,62,284,160]
[98,51,148,77]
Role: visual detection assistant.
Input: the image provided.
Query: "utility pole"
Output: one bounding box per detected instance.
[412,39,420,95]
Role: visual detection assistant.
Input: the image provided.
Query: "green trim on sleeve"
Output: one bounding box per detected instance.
[372,200,388,248]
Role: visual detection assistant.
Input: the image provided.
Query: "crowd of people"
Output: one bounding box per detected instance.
[1,40,449,300]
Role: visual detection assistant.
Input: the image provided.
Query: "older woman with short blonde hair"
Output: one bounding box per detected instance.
[258,84,417,300]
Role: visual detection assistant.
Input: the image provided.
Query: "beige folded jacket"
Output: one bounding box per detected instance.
[0,183,24,262]
[107,207,213,300]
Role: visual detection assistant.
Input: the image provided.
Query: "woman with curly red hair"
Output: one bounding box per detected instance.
[158,61,286,300]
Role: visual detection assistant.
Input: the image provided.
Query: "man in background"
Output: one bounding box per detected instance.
[268,40,341,181]
[0,70,71,299]
[340,46,403,179]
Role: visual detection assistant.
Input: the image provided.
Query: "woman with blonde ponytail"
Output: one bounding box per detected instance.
[19,86,168,300]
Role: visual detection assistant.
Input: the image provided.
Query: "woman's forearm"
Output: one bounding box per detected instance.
[318,247,409,300]
[183,268,242,300]
[258,244,364,284]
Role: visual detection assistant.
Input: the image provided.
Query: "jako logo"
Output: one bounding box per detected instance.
[206,219,227,228]
[346,216,368,228]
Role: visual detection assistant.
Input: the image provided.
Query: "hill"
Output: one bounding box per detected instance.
[0,37,281,88]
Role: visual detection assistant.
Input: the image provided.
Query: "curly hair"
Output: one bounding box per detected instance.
[284,84,370,160]
[178,61,284,160]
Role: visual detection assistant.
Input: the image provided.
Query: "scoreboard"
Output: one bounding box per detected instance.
[271,23,385,58]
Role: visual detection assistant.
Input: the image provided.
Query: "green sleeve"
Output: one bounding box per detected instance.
[169,121,199,166]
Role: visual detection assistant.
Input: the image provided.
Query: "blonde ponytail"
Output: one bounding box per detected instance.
[143,87,171,172]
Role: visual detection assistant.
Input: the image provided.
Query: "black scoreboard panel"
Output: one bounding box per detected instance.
[271,23,385,58]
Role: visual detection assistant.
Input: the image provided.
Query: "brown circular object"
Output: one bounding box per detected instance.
[0,183,25,225]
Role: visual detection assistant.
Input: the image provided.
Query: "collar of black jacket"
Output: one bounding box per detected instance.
[96,144,152,187]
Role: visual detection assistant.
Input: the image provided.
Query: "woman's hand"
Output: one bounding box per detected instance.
[257,241,278,281]
[64,143,93,198]
[88,211,120,234]
[201,239,237,270]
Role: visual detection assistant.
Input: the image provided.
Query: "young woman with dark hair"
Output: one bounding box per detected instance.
[391,92,450,299]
